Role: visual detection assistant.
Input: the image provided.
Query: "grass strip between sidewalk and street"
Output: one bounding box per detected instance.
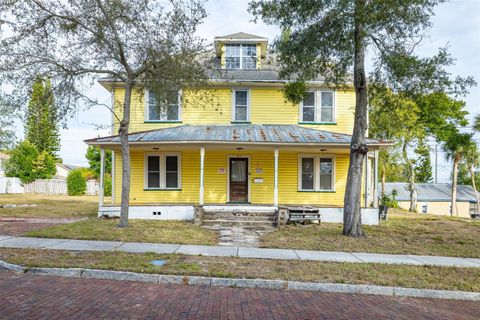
[24,219,218,245]
[1,248,479,292]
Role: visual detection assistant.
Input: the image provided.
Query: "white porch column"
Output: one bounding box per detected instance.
[274,147,279,207]
[364,154,370,208]
[99,147,105,209]
[111,151,115,204]
[373,150,379,208]
[199,146,205,205]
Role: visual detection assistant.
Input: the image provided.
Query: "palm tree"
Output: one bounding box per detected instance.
[442,132,475,216]
[473,114,480,132]
[462,144,480,215]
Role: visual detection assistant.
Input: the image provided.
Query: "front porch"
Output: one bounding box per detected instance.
[86,124,389,225]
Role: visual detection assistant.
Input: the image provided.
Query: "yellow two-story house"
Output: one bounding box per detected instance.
[86,32,389,225]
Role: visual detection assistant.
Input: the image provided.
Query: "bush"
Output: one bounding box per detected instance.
[104,174,112,197]
[5,141,39,183]
[67,168,87,196]
[381,189,399,208]
[33,150,57,179]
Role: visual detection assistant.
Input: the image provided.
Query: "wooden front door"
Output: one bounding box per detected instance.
[229,158,248,203]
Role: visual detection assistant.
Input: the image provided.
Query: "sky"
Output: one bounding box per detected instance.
[11,0,480,182]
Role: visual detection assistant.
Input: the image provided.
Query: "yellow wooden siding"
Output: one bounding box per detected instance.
[113,149,357,207]
[113,150,199,205]
[113,87,355,135]
[277,151,348,206]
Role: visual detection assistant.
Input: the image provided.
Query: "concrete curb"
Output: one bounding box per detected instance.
[1,260,479,301]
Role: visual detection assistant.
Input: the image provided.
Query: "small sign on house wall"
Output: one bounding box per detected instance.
[218,168,226,174]
[254,178,264,183]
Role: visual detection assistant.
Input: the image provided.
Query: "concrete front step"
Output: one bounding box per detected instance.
[203,214,276,222]
[204,211,276,217]
[202,219,276,227]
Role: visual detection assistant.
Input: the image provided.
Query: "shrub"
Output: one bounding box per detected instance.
[33,150,57,179]
[104,174,112,197]
[67,168,87,196]
[5,141,39,184]
[381,189,399,208]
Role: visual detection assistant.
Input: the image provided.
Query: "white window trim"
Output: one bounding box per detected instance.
[144,152,182,190]
[144,89,182,122]
[231,88,251,122]
[298,154,336,192]
[225,44,257,70]
[299,90,336,123]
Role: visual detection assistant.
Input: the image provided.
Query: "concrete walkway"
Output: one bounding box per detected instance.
[1,235,480,268]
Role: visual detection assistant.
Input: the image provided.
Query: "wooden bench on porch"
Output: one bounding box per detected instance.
[278,206,321,225]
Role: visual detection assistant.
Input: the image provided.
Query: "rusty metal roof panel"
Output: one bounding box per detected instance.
[85,124,386,145]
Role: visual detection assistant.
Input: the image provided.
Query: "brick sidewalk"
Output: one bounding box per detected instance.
[1,268,478,319]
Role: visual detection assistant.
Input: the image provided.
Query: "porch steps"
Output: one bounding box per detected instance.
[201,209,277,227]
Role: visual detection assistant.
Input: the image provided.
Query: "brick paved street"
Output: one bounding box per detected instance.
[0,268,479,319]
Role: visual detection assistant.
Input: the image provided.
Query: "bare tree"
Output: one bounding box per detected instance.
[0,0,212,227]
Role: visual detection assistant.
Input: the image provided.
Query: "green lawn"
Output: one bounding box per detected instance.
[1,248,479,292]
[261,210,480,258]
[0,194,98,218]
[25,218,217,245]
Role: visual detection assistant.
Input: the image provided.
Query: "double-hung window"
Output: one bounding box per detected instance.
[300,90,335,123]
[299,155,335,191]
[144,153,181,190]
[232,89,249,122]
[225,44,257,69]
[146,90,181,122]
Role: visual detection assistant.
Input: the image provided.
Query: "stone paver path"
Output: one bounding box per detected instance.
[205,224,275,247]
[1,268,479,319]
[1,236,480,268]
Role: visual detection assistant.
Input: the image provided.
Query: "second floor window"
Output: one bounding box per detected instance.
[146,90,180,121]
[232,89,250,122]
[225,44,257,69]
[301,90,335,123]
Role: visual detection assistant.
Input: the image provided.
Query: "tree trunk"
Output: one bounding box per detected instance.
[118,81,133,228]
[451,156,459,216]
[469,165,480,214]
[343,0,367,237]
[402,140,417,212]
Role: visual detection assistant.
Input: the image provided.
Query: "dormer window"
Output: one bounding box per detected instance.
[225,44,256,69]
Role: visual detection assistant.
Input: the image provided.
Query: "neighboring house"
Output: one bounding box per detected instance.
[382,182,480,218]
[54,163,81,179]
[0,152,10,177]
[86,32,391,223]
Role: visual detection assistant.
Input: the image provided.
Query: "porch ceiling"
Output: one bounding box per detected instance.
[85,124,392,149]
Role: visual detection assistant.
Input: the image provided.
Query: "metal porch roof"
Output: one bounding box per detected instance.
[85,124,389,146]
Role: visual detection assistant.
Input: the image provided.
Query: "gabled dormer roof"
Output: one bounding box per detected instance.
[214,32,268,41]
[214,32,268,57]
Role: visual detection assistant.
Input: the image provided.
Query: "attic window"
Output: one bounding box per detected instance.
[225,44,256,69]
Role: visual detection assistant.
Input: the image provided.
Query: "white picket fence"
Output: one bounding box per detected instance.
[24,179,67,195]
[0,177,24,194]
[0,177,99,196]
